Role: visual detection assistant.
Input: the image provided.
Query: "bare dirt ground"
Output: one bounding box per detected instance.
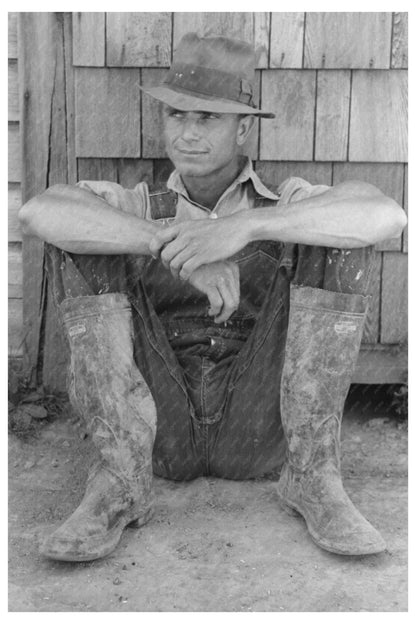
[8,386,407,612]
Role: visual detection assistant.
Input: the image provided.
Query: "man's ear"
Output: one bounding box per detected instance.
[236,115,256,146]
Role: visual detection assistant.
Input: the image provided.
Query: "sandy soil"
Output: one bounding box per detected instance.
[8,388,407,612]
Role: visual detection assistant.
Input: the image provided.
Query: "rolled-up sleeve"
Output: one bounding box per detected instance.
[76,180,149,220]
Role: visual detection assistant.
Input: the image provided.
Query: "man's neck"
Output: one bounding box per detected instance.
[180,156,246,210]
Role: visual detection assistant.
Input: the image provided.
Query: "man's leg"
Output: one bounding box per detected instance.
[276,244,386,555]
[40,246,201,562]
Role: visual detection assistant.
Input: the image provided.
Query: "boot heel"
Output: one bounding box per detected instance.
[128,507,153,529]
[276,495,301,518]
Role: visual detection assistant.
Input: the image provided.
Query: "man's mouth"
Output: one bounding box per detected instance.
[176,148,208,155]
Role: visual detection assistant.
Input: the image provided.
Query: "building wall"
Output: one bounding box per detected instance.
[10,12,408,387]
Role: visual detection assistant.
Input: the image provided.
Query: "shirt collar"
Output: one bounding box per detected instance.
[166,158,279,203]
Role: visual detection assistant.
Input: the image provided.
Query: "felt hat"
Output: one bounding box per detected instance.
[140,32,275,119]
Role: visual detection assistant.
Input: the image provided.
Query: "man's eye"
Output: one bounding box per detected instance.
[167,110,184,118]
[201,113,220,120]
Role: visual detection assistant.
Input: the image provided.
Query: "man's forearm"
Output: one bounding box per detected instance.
[246,183,407,248]
[18,184,158,255]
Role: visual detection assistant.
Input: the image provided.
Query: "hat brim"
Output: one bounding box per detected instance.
[139,85,275,119]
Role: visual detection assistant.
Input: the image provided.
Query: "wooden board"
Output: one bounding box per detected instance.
[403,164,408,253]
[380,252,407,344]
[391,13,408,69]
[270,13,305,68]
[8,183,22,243]
[304,13,392,69]
[107,13,171,67]
[260,70,316,161]
[141,68,169,159]
[75,67,141,157]
[362,252,382,344]
[8,123,21,183]
[333,163,404,251]
[72,12,105,66]
[8,298,24,358]
[352,344,407,384]
[153,159,175,189]
[349,70,407,162]
[173,12,270,68]
[8,13,18,59]
[255,161,332,188]
[19,13,74,387]
[315,70,350,161]
[77,158,119,182]
[8,60,19,122]
[8,244,23,299]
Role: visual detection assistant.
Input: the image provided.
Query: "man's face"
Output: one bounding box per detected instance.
[163,107,247,177]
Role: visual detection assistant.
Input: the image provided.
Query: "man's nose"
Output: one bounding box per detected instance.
[181,118,201,141]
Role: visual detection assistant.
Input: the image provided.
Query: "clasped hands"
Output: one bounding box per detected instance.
[149,215,251,324]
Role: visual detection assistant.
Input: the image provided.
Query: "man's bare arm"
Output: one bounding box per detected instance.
[18,184,159,255]
[150,180,407,279]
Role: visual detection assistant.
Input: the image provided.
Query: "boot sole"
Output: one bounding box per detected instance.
[276,491,386,556]
[41,507,153,563]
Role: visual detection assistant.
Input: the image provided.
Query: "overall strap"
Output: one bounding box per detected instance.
[148,187,178,221]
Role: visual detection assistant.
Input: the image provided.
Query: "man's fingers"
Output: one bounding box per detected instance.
[214,279,238,324]
[148,226,180,257]
[160,240,189,273]
[179,255,205,280]
[206,287,223,318]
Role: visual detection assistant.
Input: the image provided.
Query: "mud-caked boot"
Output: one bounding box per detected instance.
[40,293,157,562]
[276,285,386,556]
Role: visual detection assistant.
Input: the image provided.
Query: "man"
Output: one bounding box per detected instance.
[19,33,406,562]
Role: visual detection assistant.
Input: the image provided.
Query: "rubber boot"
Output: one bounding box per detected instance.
[40,293,157,562]
[276,285,386,556]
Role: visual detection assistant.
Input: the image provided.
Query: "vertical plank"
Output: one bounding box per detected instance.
[19,13,72,387]
[8,244,23,299]
[118,160,154,189]
[8,298,24,357]
[8,123,21,182]
[63,13,77,186]
[315,70,350,161]
[270,13,305,68]
[75,67,141,157]
[173,13,270,68]
[255,161,332,188]
[8,183,22,242]
[8,13,18,59]
[72,12,105,66]
[304,13,392,68]
[141,68,169,159]
[391,13,408,68]
[8,60,19,121]
[260,70,316,160]
[362,252,382,344]
[380,252,407,344]
[107,13,171,67]
[333,163,404,251]
[349,70,407,162]
[403,164,408,253]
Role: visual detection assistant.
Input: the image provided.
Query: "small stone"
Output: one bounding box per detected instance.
[51,459,59,467]
[122,564,127,570]
[62,441,70,448]
[113,577,121,585]
[24,460,36,470]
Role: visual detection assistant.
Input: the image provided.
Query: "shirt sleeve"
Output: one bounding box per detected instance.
[277,177,330,204]
[75,180,149,220]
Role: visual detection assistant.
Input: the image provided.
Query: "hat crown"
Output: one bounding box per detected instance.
[173,33,255,83]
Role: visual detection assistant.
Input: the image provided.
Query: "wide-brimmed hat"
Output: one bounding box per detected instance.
[140,33,275,119]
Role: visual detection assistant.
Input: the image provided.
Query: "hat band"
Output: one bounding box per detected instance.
[163,62,254,107]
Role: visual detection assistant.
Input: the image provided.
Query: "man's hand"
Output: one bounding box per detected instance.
[149,214,252,280]
[187,261,240,324]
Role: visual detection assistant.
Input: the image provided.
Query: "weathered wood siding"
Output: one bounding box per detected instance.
[13,12,408,389]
